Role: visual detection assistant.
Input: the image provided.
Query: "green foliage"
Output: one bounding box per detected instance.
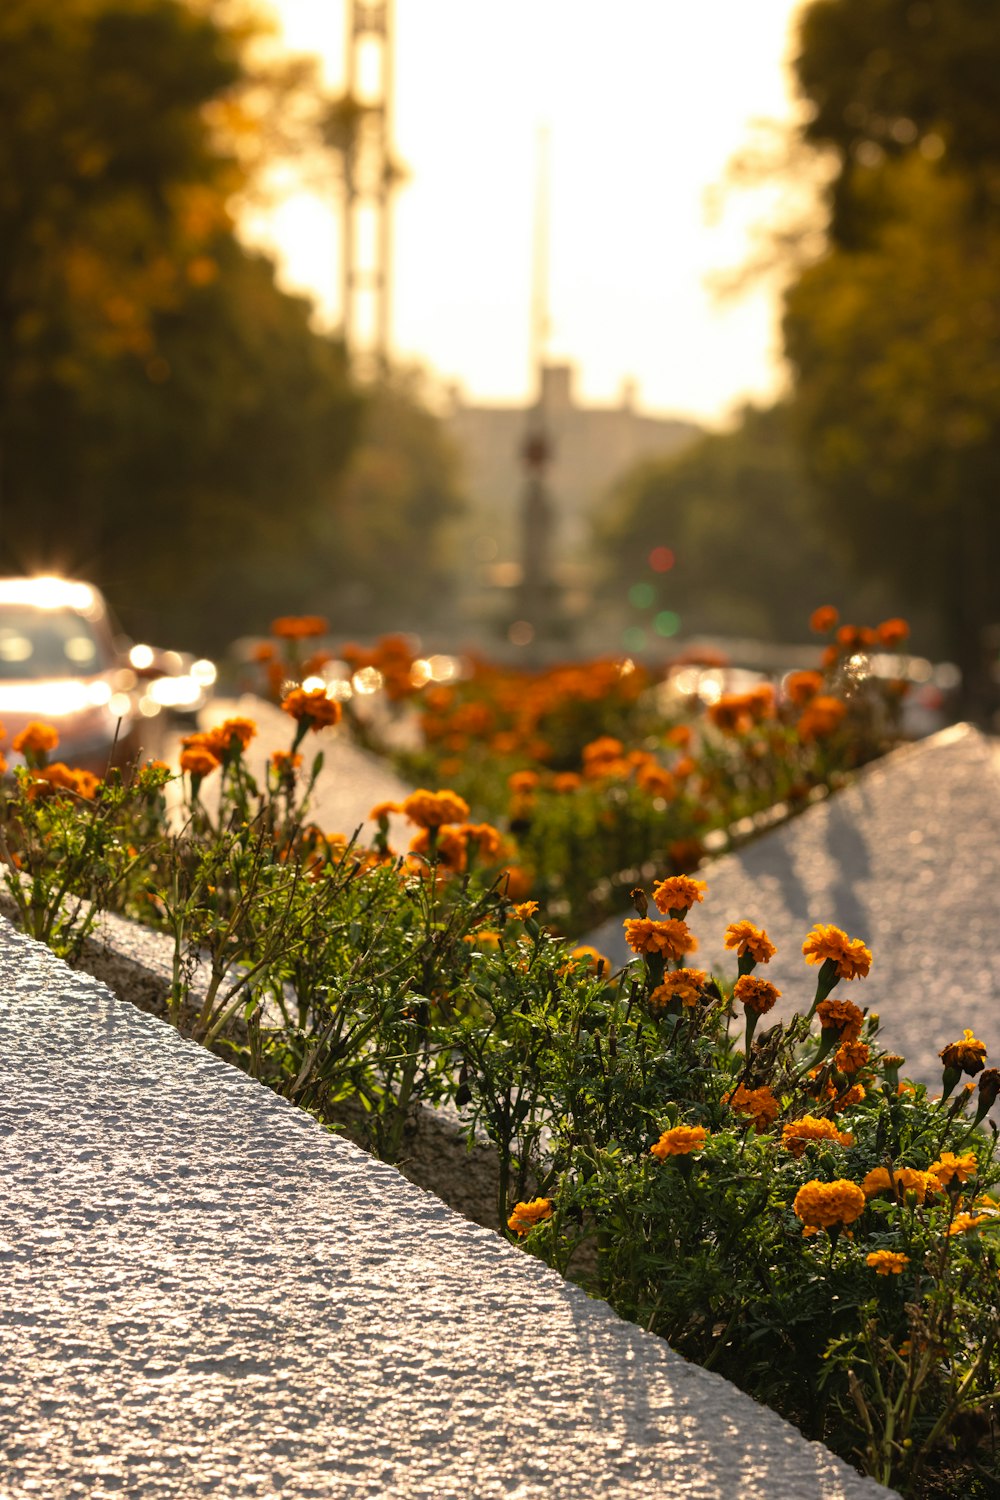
[783,1,1000,722]
[592,404,881,642]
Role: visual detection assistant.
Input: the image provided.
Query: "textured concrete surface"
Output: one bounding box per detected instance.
[588,724,1000,1090]
[1,919,891,1500]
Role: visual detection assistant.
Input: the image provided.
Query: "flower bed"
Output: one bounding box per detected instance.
[1,617,997,1497]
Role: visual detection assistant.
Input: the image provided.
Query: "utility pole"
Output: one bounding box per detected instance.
[515,127,558,646]
[338,0,396,378]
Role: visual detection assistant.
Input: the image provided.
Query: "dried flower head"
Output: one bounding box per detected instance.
[940,1030,988,1077]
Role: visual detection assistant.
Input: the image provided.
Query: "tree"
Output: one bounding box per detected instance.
[0,0,366,651]
[593,404,881,646]
[780,0,1000,719]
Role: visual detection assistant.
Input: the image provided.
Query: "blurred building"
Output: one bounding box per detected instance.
[444,363,700,643]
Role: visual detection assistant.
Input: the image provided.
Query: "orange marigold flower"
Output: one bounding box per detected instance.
[12,721,59,756]
[180,744,221,777]
[582,735,624,764]
[507,1198,553,1236]
[401,788,471,829]
[666,724,692,748]
[211,716,256,752]
[793,1179,865,1229]
[797,696,848,740]
[862,1166,939,1204]
[569,945,612,979]
[816,997,865,1044]
[724,1083,780,1130]
[0,751,7,774]
[867,1250,909,1276]
[649,969,709,1012]
[271,750,302,775]
[281,687,343,729]
[835,1041,870,1075]
[876,618,910,648]
[551,771,582,793]
[512,901,539,921]
[508,770,540,795]
[810,605,839,634]
[652,875,707,915]
[500,865,533,901]
[803,924,872,981]
[782,1116,854,1157]
[636,764,676,798]
[785,669,825,707]
[707,694,753,734]
[410,826,467,872]
[271,614,328,639]
[733,974,781,1015]
[624,917,697,960]
[930,1152,978,1188]
[72,769,101,800]
[461,821,505,862]
[837,624,877,651]
[724,921,776,964]
[947,1212,989,1236]
[368,799,400,819]
[940,1030,988,1076]
[651,1125,708,1159]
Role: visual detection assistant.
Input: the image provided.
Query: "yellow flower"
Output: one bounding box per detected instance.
[512,901,539,921]
[648,969,708,1012]
[939,1030,988,1077]
[947,1212,989,1236]
[802,924,872,980]
[724,1083,780,1131]
[624,917,697,960]
[866,1250,909,1276]
[930,1152,978,1188]
[723,921,776,964]
[861,1166,940,1204]
[781,1116,854,1158]
[569,945,612,979]
[733,975,781,1015]
[507,1198,553,1235]
[651,875,706,914]
[650,1125,708,1159]
[401,788,471,829]
[793,1179,866,1229]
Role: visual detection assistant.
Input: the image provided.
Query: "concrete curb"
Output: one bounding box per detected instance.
[1,916,893,1499]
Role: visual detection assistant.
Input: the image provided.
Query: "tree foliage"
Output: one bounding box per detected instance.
[593,404,881,644]
[783,0,1000,717]
[0,0,465,654]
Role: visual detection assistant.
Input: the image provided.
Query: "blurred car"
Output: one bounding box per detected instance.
[0,576,215,774]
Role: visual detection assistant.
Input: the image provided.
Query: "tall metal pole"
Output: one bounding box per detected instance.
[340,0,395,378]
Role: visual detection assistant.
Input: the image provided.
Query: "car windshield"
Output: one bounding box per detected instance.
[0,606,110,680]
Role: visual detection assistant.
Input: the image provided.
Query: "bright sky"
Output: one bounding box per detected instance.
[247,0,810,425]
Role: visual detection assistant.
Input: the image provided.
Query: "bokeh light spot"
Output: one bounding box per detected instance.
[654,610,681,637]
[649,546,675,573]
[623,626,647,652]
[628,582,656,610]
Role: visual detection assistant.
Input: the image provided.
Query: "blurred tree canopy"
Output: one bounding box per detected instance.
[593,404,884,645]
[0,0,464,652]
[784,0,1000,718]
